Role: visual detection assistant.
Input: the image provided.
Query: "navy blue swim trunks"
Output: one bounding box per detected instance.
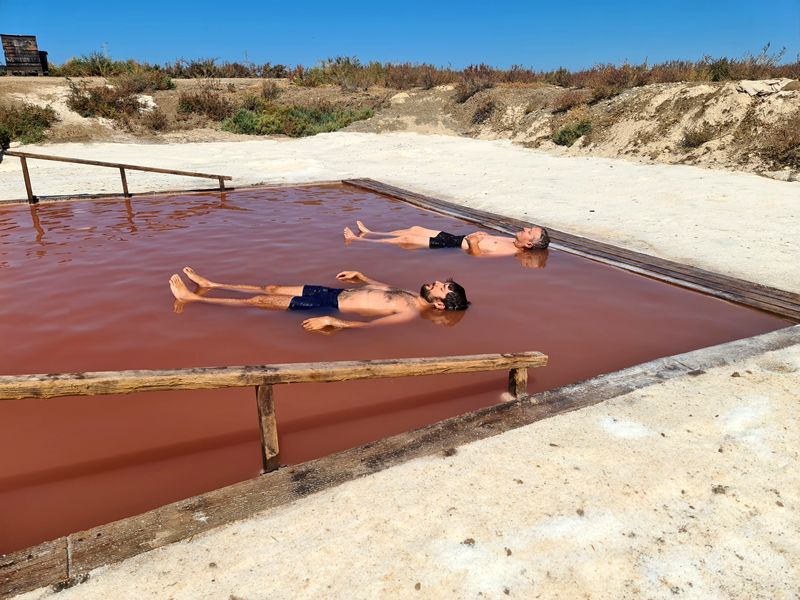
[429,231,466,249]
[287,285,345,311]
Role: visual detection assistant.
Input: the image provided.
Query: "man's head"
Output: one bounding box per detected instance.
[420,278,470,311]
[514,226,550,251]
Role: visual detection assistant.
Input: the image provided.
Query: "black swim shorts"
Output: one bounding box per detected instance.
[429,231,466,249]
[288,285,345,311]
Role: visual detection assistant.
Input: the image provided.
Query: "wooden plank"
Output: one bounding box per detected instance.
[4,151,232,182]
[20,156,35,202]
[343,179,800,318]
[0,538,68,598]
[55,324,795,581]
[256,385,280,472]
[508,368,527,397]
[0,352,548,401]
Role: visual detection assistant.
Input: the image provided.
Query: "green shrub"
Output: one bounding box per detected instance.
[0,102,59,144]
[0,126,12,150]
[221,104,373,137]
[221,108,262,134]
[680,122,715,149]
[177,90,233,120]
[553,118,592,146]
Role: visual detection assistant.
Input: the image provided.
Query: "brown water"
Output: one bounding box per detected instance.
[0,184,788,553]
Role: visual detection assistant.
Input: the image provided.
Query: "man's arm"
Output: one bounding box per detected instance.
[302,311,417,332]
[336,270,389,287]
[464,232,487,256]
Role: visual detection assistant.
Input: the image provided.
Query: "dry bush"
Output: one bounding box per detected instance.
[552,89,588,113]
[177,90,233,120]
[112,70,174,94]
[454,64,495,103]
[140,108,168,131]
[761,112,800,168]
[66,79,142,120]
[680,122,715,149]
[261,81,281,100]
[472,100,496,124]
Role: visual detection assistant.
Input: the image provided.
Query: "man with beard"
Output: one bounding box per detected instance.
[169,267,470,332]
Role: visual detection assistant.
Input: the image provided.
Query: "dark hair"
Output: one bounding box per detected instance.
[443,278,470,311]
[527,226,550,250]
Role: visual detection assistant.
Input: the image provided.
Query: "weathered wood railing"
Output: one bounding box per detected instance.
[0,351,547,473]
[3,150,232,203]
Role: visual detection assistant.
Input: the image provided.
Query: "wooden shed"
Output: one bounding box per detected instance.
[1,34,49,75]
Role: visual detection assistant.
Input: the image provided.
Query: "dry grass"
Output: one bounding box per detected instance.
[472,100,496,124]
[177,89,234,120]
[680,122,715,149]
[761,111,800,168]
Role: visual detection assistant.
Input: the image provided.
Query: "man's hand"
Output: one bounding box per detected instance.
[302,316,348,332]
[336,271,367,283]
[465,232,488,243]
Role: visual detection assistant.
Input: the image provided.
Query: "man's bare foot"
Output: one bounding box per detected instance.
[169,274,197,302]
[183,266,216,288]
[343,227,358,242]
[356,220,371,235]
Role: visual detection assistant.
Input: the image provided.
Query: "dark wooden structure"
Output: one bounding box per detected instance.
[1,34,48,76]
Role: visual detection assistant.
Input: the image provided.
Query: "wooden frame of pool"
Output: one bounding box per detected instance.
[2,179,799,597]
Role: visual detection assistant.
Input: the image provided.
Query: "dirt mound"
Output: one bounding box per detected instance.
[3,76,798,179]
[347,79,800,180]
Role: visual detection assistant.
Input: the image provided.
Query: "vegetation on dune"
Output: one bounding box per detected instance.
[0,102,59,144]
[221,102,374,137]
[761,111,800,169]
[553,118,593,147]
[680,122,716,149]
[43,44,799,96]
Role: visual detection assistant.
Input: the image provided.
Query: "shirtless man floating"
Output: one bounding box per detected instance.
[169,267,469,332]
[343,220,550,256]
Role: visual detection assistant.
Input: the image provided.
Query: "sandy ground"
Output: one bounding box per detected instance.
[18,333,800,600]
[1,133,798,292]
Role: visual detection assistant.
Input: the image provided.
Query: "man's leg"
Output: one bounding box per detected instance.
[343,227,430,248]
[355,221,440,238]
[182,267,304,296]
[170,275,293,310]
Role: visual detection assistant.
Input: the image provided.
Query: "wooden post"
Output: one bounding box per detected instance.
[119,167,129,197]
[20,156,35,202]
[218,176,226,190]
[255,385,280,473]
[508,367,528,398]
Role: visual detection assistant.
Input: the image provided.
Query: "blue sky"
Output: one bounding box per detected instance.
[2,1,798,70]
